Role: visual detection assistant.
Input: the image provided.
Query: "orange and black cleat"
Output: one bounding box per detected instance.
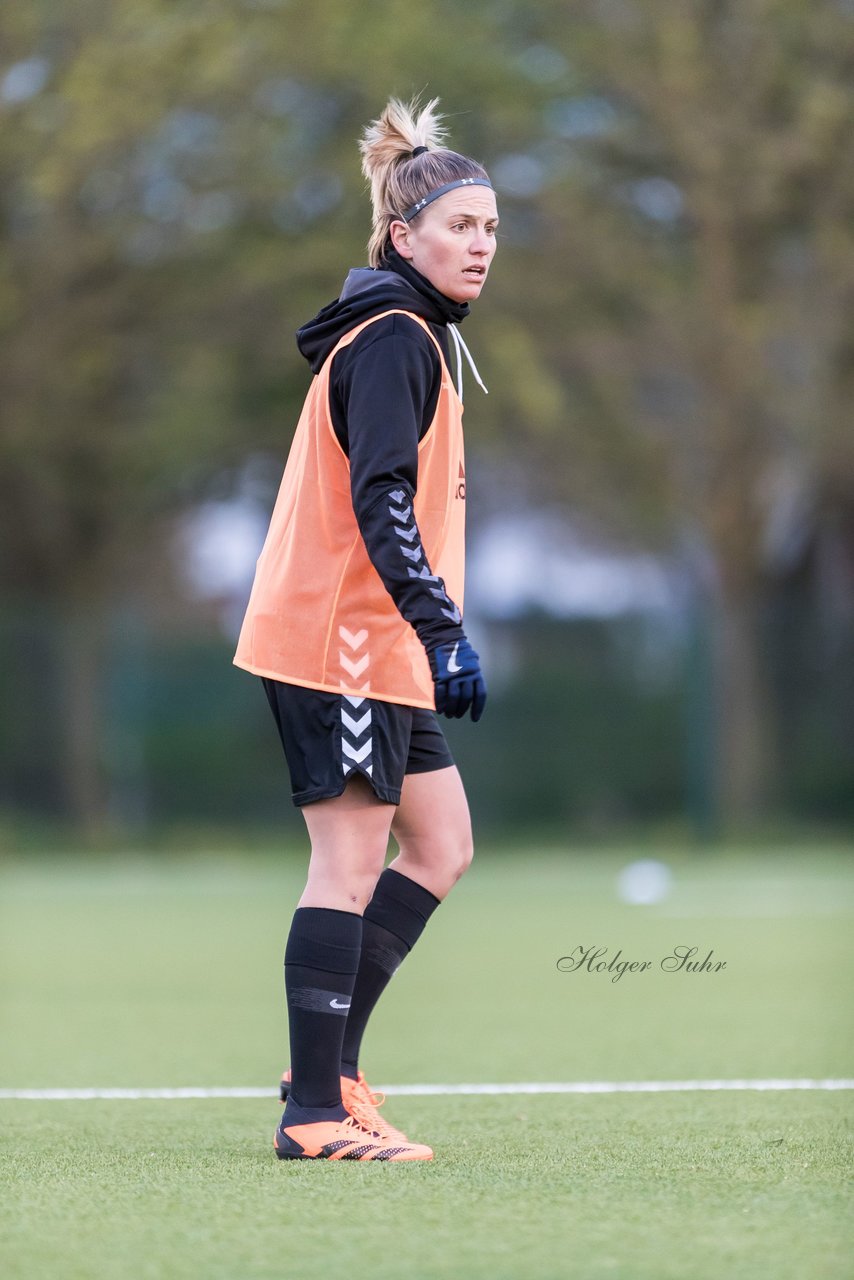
[273,1113,433,1161]
[279,1068,410,1144]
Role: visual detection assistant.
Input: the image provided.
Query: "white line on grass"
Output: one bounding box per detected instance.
[0,1079,852,1101]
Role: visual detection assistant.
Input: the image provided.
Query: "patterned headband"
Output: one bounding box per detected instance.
[401,178,494,223]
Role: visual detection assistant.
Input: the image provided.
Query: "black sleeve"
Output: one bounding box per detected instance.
[331,318,466,653]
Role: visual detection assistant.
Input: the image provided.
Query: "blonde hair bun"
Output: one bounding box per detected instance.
[359,95,490,267]
[360,96,447,184]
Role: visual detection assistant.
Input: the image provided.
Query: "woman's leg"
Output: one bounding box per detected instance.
[283,777,394,1114]
[339,765,474,1078]
[299,775,396,911]
[388,764,474,898]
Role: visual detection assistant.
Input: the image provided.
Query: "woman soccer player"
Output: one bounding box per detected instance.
[234,96,498,1162]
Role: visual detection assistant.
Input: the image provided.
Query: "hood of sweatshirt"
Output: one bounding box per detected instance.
[296,250,469,374]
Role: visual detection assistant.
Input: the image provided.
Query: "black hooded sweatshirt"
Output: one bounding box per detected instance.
[294,250,470,654]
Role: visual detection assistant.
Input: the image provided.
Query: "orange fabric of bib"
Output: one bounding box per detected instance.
[233,310,466,710]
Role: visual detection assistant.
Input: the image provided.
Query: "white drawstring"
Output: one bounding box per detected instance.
[449,324,489,399]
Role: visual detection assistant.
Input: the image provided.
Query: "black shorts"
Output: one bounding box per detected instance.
[262,678,455,807]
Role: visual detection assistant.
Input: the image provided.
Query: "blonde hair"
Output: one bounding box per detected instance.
[359,96,491,268]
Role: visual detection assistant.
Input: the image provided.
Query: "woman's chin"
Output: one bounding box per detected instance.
[447,279,486,304]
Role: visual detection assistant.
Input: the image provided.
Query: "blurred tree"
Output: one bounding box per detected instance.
[490,0,854,824]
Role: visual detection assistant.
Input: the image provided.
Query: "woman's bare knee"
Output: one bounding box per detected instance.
[298,777,394,911]
[389,767,474,898]
[389,826,472,898]
[299,856,385,912]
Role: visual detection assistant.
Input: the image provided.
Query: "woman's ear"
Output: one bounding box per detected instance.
[389,219,414,259]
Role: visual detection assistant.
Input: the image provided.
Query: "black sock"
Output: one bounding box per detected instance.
[340,868,440,1079]
[284,906,363,1113]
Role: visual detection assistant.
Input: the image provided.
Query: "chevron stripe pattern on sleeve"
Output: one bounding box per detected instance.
[387,490,461,626]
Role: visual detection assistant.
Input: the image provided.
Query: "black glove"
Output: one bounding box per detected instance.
[427,637,487,722]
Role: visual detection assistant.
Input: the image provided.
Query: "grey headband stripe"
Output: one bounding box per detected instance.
[401,178,494,223]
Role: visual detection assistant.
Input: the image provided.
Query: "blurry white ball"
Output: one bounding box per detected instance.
[617,859,672,905]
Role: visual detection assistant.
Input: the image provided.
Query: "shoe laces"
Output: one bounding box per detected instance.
[346,1074,407,1142]
[340,1113,384,1141]
[354,1074,387,1110]
[347,1077,387,1129]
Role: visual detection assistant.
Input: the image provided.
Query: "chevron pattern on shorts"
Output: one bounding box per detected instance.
[338,626,372,778]
[387,489,461,625]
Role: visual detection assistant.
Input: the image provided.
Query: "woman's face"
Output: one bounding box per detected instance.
[391,186,499,303]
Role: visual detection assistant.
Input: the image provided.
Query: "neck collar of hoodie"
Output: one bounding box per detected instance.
[296,250,469,374]
[380,249,470,327]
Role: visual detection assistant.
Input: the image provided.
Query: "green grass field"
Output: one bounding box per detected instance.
[2,843,852,1279]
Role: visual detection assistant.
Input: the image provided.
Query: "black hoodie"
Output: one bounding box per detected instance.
[294,251,469,654]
